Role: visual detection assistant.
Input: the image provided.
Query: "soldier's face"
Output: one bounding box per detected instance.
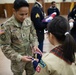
[13,7,29,23]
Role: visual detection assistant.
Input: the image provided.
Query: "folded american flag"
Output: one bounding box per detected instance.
[42,12,57,23]
[32,49,42,70]
[32,59,39,70]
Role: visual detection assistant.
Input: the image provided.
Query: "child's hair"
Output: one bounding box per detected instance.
[14,0,29,11]
[47,16,75,63]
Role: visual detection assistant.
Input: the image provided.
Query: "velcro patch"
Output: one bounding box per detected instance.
[1,34,6,41]
[39,60,46,68]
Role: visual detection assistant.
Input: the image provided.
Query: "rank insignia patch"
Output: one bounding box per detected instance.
[35,13,40,18]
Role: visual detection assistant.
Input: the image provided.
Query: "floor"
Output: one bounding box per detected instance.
[0,17,76,75]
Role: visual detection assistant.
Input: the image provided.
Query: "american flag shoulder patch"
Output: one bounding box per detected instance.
[36,65,41,73]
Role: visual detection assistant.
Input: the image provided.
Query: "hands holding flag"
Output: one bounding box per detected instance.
[30,46,43,70]
[42,12,57,23]
[32,46,42,56]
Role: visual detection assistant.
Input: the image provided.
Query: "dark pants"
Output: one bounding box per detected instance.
[71,22,76,42]
[37,41,43,62]
[38,41,43,52]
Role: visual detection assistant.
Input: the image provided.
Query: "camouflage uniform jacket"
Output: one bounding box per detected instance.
[0,15,38,62]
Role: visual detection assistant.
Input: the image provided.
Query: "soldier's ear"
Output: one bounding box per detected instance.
[13,8,17,15]
[13,8,15,14]
[13,8,17,13]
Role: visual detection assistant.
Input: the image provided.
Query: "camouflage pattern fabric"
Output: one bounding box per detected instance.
[0,16,38,75]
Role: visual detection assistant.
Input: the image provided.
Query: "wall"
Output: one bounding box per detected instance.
[0,0,76,18]
[0,0,75,4]
[0,4,5,17]
[0,0,15,4]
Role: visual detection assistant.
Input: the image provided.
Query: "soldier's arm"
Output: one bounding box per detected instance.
[30,21,39,47]
[31,7,47,30]
[0,24,22,62]
[68,10,74,21]
[57,8,60,16]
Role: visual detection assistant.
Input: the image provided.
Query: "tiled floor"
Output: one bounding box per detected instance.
[0,17,76,75]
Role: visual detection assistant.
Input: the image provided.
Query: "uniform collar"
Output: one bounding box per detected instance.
[12,15,22,28]
[50,6,56,9]
[36,1,43,8]
[50,45,72,65]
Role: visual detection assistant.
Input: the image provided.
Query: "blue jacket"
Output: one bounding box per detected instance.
[47,7,60,16]
[31,2,47,42]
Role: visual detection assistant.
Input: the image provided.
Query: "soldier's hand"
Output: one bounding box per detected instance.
[32,46,39,53]
[21,56,32,62]
[33,46,42,56]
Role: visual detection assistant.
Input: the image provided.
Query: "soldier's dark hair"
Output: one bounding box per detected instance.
[51,1,56,5]
[14,0,29,11]
[47,16,75,63]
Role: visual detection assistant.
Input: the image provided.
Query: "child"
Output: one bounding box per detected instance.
[34,16,76,75]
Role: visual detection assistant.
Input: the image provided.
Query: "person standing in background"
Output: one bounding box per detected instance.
[47,1,60,16]
[31,0,47,61]
[68,5,76,43]
[0,0,39,75]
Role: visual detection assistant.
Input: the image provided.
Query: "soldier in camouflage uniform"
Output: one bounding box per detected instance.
[0,0,38,75]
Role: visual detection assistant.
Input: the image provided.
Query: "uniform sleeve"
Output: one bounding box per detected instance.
[30,22,39,47]
[68,11,74,20]
[47,8,53,16]
[31,7,47,30]
[56,8,60,16]
[34,59,49,75]
[0,24,22,62]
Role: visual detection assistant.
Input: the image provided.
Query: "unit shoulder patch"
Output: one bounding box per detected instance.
[39,59,46,68]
